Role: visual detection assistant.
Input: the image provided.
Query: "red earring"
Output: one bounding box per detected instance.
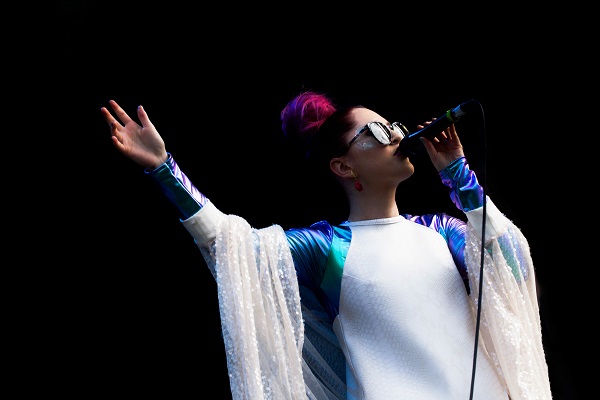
[355,180,364,192]
[351,171,363,192]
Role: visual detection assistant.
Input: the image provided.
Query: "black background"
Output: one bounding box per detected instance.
[20,2,592,399]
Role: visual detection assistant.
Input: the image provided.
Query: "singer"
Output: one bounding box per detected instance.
[102,91,552,399]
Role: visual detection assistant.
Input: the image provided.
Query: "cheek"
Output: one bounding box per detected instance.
[354,140,378,151]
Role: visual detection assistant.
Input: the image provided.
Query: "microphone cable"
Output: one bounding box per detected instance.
[468,100,487,400]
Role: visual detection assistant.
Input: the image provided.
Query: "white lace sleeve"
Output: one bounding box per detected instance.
[465,198,553,400]
[182,203,344,399]
[211,215,306,399]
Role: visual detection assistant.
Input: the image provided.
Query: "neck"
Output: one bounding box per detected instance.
[346,189,399,222]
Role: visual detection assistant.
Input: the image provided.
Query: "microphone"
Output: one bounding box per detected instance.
[398,99,480,158]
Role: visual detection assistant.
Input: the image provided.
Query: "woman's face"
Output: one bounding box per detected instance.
[343,107,415,189]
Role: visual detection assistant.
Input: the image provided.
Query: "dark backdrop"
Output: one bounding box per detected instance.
[23,2,591,399]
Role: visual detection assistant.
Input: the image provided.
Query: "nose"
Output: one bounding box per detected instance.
[390,132,403,144]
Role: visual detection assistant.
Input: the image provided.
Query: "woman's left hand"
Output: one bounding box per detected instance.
[419,120,465,172]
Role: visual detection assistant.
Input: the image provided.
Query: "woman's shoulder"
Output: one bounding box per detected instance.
[401,212,465,230]
[285,219,353,248]
[285,220,337,240]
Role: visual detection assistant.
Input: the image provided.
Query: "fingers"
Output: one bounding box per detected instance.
[100,106,116,125]
[108,99,133,125]
[448,123,458,140]
[136,105,151,128]
[100,101,124,128]
[110,134,124,150]
[103,100,151,128]
[416,118,457,142]
[100,107,121,140]
[448,125,461,145]
[101,107,128,151]
[417,117,437,127]
[100,104,119,133]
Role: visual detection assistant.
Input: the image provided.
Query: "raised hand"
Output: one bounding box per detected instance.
[101,100,168,170]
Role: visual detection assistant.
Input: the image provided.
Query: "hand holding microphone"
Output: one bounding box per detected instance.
[398,99,481,158]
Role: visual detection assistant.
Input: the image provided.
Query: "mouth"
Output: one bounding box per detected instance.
[394,147,411,159]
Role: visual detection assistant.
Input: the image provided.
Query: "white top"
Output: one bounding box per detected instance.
[334,216,507,399]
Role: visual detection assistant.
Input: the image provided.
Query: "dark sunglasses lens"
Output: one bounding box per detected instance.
[369,123,392,145]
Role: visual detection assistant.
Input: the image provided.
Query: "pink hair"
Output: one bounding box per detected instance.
[280,91,337,144]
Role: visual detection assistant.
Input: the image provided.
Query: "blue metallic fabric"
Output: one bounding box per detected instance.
[439,156,484,212]
[285,221,340,322]
[146,153,207,220]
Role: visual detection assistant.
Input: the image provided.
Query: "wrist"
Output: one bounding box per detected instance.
[153,152,169,169]
[146,153,171,174]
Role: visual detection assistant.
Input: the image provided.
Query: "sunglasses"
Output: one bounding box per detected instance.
[347,122,409,148]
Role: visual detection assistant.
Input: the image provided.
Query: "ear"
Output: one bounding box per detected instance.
[330,157,354,179]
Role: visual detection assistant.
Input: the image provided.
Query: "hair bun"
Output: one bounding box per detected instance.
[280,91,337,148]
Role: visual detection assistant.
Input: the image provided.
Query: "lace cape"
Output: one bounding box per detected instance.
[200,213,552,400]
[465,222,552,399]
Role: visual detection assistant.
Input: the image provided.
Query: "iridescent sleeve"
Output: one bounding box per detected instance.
[439,156,528,282]
[439,156,483,212]
[145,153,208,220]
